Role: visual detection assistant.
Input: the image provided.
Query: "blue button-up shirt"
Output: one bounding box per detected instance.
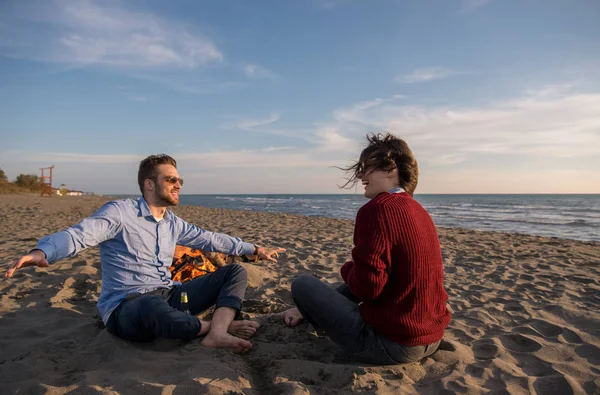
[36,197,255,324]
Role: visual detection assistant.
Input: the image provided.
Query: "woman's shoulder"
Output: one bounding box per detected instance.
[360,192,428,217]
[358,192,405,214]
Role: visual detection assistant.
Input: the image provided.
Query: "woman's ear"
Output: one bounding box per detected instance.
[387,168,400,186]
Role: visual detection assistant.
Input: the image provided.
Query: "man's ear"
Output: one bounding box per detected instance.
[144,178,155,193]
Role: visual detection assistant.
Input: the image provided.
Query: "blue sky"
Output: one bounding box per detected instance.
[1,0,599,194]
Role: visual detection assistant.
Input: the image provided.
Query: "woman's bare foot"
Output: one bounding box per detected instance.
[277,307,304,328]
[228,320,260,339]
[200,332,252,353]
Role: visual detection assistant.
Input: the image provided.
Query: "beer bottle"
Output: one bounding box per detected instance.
[180,291,191,314]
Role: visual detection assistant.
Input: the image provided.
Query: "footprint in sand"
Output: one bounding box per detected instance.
[438,339,457,351]
[559,328,583,344]
[575,344,600,365]
[529,319,563,337]
[515,354,557,376]
[472,339,504,360]
[513,326,544,337]
[533,375,582,395]
[498,333,543,353]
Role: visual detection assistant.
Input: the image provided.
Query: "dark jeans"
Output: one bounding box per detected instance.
[291,274,441,365]
[106,264,247,342]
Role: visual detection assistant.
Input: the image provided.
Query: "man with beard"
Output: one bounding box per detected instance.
[5,154,285,352]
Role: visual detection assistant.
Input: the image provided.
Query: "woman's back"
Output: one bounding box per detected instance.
[350,191,451,346]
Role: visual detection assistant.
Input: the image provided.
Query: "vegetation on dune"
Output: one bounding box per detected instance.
[0,168,43,194]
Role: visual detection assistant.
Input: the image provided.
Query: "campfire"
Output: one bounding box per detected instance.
[170,246,260,283]
[170,246,221,282]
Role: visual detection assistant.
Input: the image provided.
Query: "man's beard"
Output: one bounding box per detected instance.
[157,189,179,206]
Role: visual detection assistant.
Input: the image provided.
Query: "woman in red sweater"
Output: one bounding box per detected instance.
[280,133,451,364]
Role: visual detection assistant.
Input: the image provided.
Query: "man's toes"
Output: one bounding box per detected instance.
[238,328,256,339]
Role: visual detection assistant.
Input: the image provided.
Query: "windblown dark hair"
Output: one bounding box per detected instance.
[137,154,177,195]
[340,133,419,196]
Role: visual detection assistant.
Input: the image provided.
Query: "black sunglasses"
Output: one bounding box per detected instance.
[151,175,184,186]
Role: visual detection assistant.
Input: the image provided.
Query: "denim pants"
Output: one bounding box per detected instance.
[291,274,441,365]
[106,264,247,342]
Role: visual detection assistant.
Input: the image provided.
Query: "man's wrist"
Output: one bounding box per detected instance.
[29,248,47,259]
[253,245,260,255]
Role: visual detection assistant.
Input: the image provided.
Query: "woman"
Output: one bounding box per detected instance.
[280,133,451,364]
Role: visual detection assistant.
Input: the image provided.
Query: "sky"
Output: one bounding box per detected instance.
[1,0,599,194]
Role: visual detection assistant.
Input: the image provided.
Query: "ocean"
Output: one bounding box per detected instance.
[177,194,600,242]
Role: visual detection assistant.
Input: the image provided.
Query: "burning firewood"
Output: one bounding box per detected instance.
[170,246,259,283]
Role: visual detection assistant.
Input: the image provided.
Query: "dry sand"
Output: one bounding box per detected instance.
[1,194,599,394]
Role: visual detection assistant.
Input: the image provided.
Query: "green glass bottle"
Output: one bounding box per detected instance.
[180,291,191,314]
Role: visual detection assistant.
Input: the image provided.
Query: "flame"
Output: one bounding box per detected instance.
[171,246,219,283]
[170,245,260,283]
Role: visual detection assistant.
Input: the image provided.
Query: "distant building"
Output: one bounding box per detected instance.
[50,185,91,196]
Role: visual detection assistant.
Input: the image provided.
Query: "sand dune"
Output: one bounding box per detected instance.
[1,195,598,394]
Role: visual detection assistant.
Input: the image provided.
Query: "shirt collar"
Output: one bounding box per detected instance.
[137,197,173,222]
[389,187,405,194]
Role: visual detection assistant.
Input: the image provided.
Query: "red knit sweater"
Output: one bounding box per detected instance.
[340,191,451,346]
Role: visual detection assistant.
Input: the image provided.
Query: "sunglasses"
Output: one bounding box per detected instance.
[151,175,184,186]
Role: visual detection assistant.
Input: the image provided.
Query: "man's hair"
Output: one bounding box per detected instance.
[341,133,419,196]
[138,154,177,195]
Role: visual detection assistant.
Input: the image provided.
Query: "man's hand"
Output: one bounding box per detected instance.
[255,247,286,263]
[5,250,49,278]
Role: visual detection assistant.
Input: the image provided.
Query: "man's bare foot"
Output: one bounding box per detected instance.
[277,307,304,328]
[228,320,260,340]
[200,332,252,353]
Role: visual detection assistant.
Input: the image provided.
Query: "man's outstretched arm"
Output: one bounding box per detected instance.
[5,201,123,278]
[176,219,285,263]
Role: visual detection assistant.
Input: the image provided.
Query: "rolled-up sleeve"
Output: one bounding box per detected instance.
[175,217,255,256]
[36,202,123,263]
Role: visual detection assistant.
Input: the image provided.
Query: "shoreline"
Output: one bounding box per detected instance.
[1,193,599,245]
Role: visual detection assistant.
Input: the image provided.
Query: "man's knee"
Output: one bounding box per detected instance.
[226,263,248,282]
[291,274,319,300]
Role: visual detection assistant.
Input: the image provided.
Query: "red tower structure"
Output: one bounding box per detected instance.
[40,165,54,197]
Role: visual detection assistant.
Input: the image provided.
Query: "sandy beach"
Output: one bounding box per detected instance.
[1,194,598,394]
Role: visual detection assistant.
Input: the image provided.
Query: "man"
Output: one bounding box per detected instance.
[5,154,285,352]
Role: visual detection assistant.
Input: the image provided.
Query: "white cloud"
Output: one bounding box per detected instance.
[310,127,360,153]
[309,95,405,153]
[0,145,353,193]
[235,114,281,130]
[395,67,453,84]
[3,84,599,194]
[222,113,301,138]
[243,63,277,80]
[0,0,222,69]
[312,84,600,166]
[1,146,343,169]
[223,113,324,140]
[0,151,140,164]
